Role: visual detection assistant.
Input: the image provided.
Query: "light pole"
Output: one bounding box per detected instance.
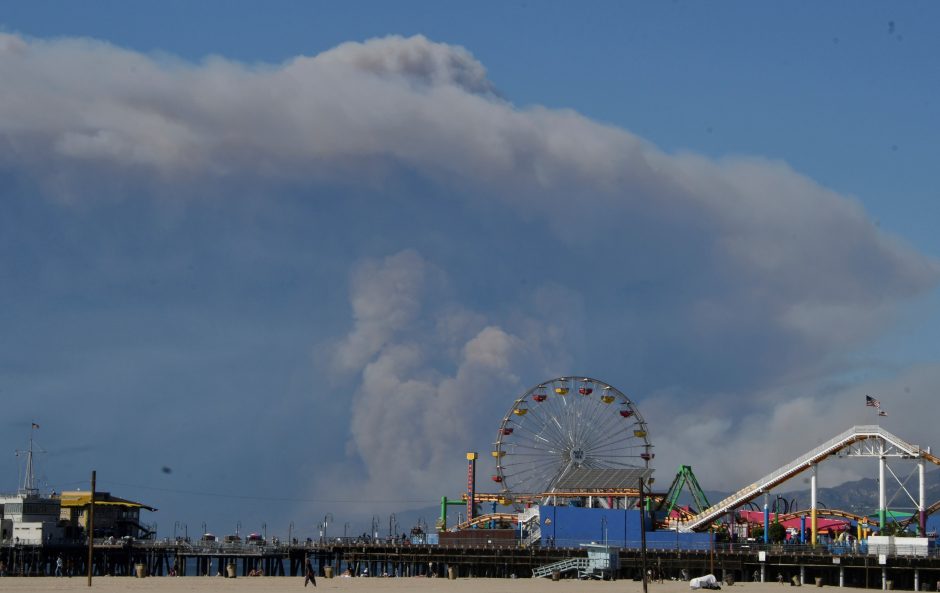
[183,523,188,541]
[372,515,380,541]
[710,526,715,575]
[639,476,650,593]
[388,513,396,539]
[288,521,294,544]
[322,513,333,541]
[201,522,207,538]
[174,521,180,540]
[262,522,266,542]
[236,521,241,538]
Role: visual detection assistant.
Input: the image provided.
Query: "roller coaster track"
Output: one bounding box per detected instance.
[454,512,518,531]
[772,509,877,526]
[682,425,940,532]
[897,499,940,530]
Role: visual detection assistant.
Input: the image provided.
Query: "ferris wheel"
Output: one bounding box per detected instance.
[491,376,652,498]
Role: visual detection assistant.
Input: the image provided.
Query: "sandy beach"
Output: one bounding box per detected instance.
[0,577,871,593]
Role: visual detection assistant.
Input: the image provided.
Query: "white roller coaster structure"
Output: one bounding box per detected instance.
[680,425,940,536]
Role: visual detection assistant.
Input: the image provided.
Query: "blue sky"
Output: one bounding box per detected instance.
[1,2,938,539]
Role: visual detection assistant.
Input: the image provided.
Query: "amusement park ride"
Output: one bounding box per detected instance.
[440,375,940,548]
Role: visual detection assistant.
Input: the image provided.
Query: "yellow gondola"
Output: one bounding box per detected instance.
[554,386,569,395]
[492,450,506,458]
[513,407,529,416]
[633,429,647,438]
[600,395,615,404]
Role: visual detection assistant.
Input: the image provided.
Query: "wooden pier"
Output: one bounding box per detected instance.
[2,540,940,589]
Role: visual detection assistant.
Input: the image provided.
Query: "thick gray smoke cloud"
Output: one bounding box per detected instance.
[315,250,572,507]
[2,31,937,503]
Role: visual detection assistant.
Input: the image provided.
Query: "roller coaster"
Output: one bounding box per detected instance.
[680,425,940,535]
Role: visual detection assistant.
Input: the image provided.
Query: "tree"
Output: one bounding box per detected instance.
[750,525,764,540]
[768,522,786,543]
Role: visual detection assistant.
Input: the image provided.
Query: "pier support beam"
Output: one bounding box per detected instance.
[839,565,844,587]
[919,459,926,535]
[763,492,770,545]
[810,463,818,547]
[879,455,887,528]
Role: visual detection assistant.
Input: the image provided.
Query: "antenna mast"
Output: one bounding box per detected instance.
[17,423,40,496]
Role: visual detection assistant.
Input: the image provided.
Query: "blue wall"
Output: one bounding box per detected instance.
[646,530,712,551]
[540,506,645,547]
[926,514,940,535]
[538,506,712,549]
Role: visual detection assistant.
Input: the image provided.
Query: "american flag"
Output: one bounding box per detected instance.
[865,395,881,409]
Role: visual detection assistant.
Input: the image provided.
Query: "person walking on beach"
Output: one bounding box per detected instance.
[304,559,317,587]
[55,555,64,577]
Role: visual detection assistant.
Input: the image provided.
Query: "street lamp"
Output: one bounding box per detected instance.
[174,521,180,540]
[262,522,266,541]
[288,522,294,544]
[372,515,380,541]
[236,521,241,538]
[389,513,397,539]
[201,522,207,538]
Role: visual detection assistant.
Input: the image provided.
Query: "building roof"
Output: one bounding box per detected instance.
[58,491,157,512]
[553,467,654,491]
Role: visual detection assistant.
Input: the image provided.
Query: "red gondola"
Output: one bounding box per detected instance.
[501,427,514,435]
[491,475,503,483]
[619,409,634,418]
[640,452,654,461]
[533,394,547,402]
[578,386,593,395]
